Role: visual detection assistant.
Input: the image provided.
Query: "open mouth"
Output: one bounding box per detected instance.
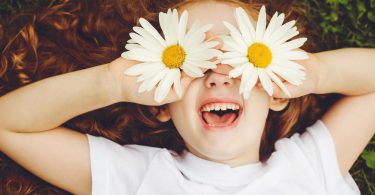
[199,102,242,129]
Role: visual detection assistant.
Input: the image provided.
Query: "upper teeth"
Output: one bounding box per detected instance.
[201,103,240,112]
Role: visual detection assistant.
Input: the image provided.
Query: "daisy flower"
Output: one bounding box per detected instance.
[122,9,220,102]
[219,6,308,99]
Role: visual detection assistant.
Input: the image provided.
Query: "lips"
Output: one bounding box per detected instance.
[198,98,243,130]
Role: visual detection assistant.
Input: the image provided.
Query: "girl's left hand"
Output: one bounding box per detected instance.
[269,52,322,98]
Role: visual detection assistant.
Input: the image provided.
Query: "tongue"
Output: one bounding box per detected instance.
[202,112,237,127]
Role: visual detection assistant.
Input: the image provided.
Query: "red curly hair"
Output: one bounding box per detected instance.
[0,0,335,194]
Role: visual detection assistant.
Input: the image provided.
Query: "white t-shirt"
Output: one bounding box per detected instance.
[87,120,361,195]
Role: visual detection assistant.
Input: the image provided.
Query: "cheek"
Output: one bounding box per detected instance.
[167,81,202,128]
[240,88,270,130]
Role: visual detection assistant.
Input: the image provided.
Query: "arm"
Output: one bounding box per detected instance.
[0,57,191,194]
[0,63,121,194]
[272,48,375,176]
[315,48,375,175]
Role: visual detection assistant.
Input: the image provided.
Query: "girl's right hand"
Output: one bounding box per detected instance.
[108,57,194,106]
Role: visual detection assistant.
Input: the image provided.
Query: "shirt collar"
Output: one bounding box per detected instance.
[172,151,264,187]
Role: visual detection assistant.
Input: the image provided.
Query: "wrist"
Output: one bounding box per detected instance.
[100,63,124,104]
[106,57,140,103]
[314,52,329,94]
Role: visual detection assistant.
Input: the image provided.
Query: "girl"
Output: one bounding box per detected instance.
[0,0,374,194]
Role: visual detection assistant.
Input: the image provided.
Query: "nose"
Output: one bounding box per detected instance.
[205,68,234,88]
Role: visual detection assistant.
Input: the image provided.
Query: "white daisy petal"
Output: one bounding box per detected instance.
[258,68,274,96]
[181,63,204,77]
[274,13,285,29]
[221,57,248,66]
[127,39,136,44]
[185,20,200,37]
[263,12,279,40]
[273,62,307,76]
[239,66,254,93]
[274,38,307,53]
[146,68,169,91]
[185,60,217,69]
[265,68,291,97]
[173,70,182,98]
[122,49,161,62]
[270,65,305,85]
[243,68,258,95]
[125,43,143,50]
[169,9,179,44]
[186,41,219,54]
[160,10,178,45]
[155,70,176,102]
[182,24,213,48]
[187,49,222,61]
[229,65,246,78]
[124,62,157,76]
[255,6,267,42]
[133,27,164,51]
[223,40,247,54]
[271,58,306,70]
[267,20,296,44]
[223,21,248,50]
[137,65,165,82]
[275,51,309,60]
[138,79,150,93]
[236,7,256,41]
[129,33,162,54]
[159,12,171,45]
[219,51,243,59]
[139,18,166,47]
[178,10,188,42]
[273,27,299,46]
[235,8,253,45]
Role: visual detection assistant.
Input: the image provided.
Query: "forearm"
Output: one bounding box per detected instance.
[315,48,375,95]
[0,64,121,132]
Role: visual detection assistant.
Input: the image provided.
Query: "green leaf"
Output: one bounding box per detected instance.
[371,0,375,8]
[361,151,375,169]
[368,12,375,23]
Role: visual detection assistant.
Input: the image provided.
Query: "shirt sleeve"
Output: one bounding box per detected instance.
[275,120,361,194]
[86,134,161,195]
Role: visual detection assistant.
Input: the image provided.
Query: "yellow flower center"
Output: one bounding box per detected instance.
[162,45,186,69]
[247,43,272,68]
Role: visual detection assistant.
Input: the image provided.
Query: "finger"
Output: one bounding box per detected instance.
[212,64,232,75]
[205,31,215,41]
[207,36,224,50]
[204,31,224,51]
[271,82,305,98]
[162,76,193,103]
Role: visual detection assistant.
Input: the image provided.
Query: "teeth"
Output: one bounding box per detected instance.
[201,103,240,112]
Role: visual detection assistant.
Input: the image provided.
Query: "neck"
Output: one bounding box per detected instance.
[187,145,261,167]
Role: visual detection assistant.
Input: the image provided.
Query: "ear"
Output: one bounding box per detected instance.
[269,97,289,111]
[149,106,171,122]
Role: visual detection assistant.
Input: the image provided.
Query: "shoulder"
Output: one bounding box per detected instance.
[86,134,163,159]
[274,120,327,156]
[270,120,360,194]
[86,134,174,195]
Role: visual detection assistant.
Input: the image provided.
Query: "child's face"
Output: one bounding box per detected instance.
[167,1,272,165]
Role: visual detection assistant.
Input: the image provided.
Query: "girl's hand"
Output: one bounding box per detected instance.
[108,32,223,106]
[108,57,194,106]
[269,52,322,98]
